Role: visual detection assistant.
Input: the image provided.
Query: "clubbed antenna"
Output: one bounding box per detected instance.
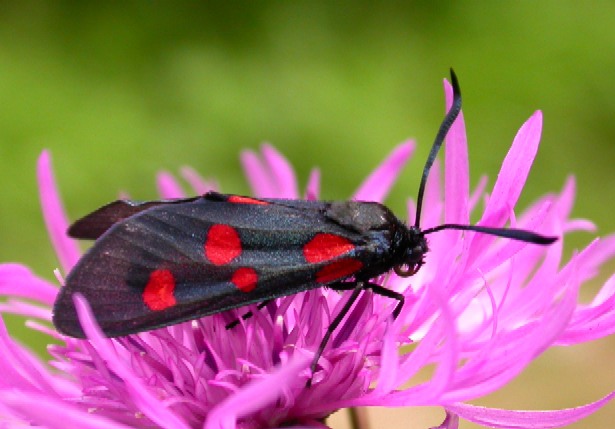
[422,223,557,245]
[414,69,462,229]
[414,69,557,246]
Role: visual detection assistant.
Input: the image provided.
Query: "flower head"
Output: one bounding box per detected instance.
[1,79,615,429]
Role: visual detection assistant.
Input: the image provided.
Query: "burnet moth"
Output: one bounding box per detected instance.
[53,70,557,384]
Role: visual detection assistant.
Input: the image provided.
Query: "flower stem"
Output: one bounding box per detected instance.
[348,407,371,429]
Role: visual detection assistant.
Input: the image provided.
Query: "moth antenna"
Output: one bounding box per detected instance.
[413,70,557,247]
[422,223,557,245]
[414,68,462,229]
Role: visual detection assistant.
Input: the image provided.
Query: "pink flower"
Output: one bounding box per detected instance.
[1,78,614,429]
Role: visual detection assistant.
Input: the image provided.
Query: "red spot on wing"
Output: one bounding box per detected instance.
[228,195,269,205]
[316,259,363,283]
[231,267,258,292]
[303,233,356,263]
[143,269,177,311]
[205,224,242,265]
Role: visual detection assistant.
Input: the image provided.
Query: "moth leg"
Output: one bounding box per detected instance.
[307,281,405,387]
[331,281,405,319]
[225,300,272,329]
[365,283,405,319]
[329,281,358,291]
[307,283,363,388]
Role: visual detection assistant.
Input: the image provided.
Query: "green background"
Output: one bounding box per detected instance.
[0,3,613,428]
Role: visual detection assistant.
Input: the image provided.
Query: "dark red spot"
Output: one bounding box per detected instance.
[205,224,242,265]
[231,267,258,292]
[303,233,355,263]
[316,259,363,283]
[228,195,269,205]
[143,269,176,311]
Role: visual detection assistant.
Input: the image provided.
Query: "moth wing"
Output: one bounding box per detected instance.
[53,196,376,338]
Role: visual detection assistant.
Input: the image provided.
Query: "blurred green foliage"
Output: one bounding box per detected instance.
[0,2,613,350]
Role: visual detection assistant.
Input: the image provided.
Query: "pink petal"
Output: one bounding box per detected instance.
[555,176,597,232]
[157,171,186,198]
[406,198,417,225]
[0,299,52,320]
[180,166,218,194]
[593,271,615,306]
[443,78,470,225]
[240,144,298,198]
[0,314,61,394]
[372,319,398,395]
[0,263,58,305]
[476,201,555,275]
[431,411,460,429]
[205,354,310,429]
[0,390,134,429]
[556,176,576,219]
[74,294,191,429]
[557,236,615,343]
[421,281,460,403]
[37,151,81,272]
[573,235,615,284]
[353,141,414,202]
[482,111,543,226]
[369,315,457,406]
[442,274,579,403]
[305,168,320,200]
[468,175,488,213]
[560,281,615,343]
[240,148,271,197]
[565,219,596,233]
[262,144,298,198]
[447,390,615,429]
[421,159,443,228]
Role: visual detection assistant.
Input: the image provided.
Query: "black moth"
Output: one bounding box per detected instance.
[53,70,556,384]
